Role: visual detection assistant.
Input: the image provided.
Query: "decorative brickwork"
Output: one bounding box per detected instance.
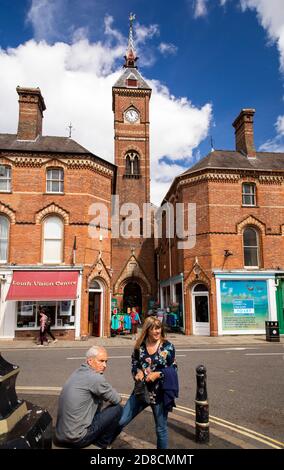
[35,203,69,225]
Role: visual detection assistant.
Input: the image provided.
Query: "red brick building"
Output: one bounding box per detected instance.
[0,18,156,340]
[158,109,284,336]
[111,20,156,316]
[0,86,115,340]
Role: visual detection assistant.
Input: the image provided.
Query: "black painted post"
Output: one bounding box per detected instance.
[0,353,52,448]
[195,364,209,443]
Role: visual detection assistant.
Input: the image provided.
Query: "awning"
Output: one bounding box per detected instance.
[6,271,79,301]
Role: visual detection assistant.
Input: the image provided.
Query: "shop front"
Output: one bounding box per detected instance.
[2,268,82,340]
[215,272,277,335]
[160,274,185,332]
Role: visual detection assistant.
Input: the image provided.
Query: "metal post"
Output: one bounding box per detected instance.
[195,364,209,443]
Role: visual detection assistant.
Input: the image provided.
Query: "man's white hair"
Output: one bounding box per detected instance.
[85,345,105,360]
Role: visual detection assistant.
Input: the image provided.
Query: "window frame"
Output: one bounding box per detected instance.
[42,215,64,264]
[0,215,9,263]
[0,166,12,192]
[242,183,256,207]
[46,168,64,194]
[124,151,140,178]
[243,226,260,268]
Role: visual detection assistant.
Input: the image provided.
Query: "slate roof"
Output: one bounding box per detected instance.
[0,134,91,154]
[113,67,151,90]
[181,150,284,175]
[161,149,284,205]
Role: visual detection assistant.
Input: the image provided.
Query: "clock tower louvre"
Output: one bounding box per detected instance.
[111,14,156,316]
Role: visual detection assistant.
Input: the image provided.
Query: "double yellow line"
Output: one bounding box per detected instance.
[174,403,284,450]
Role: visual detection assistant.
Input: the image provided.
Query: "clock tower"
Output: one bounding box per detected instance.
[111,14,156,316]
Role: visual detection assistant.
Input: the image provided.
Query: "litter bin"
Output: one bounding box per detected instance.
[265,321,280,342]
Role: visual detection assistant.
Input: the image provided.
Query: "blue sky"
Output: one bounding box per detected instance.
[0,0,283,204]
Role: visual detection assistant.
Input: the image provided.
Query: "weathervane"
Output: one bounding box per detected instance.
[129,12,136,27]
[67,122,75,138]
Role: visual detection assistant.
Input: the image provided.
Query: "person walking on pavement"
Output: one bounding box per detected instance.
[117,316,178,449]
[45,314,57,343]
[55,346,122,449]
[38,309,48,346]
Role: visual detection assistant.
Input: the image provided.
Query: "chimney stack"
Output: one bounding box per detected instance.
[232,108,256,158]
[16,86,46,141]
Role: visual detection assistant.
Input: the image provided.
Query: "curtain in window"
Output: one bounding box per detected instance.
[243,227,259,267]
[0,216,9,261]
[43,216,63,263]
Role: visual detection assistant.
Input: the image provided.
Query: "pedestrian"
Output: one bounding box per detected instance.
[117,316,178,449]
[130,306,141,340]
[38,309,48,346]
[45,314,57,343]
[55,346,123,449]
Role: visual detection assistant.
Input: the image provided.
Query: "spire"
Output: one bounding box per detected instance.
[124,13,138,68]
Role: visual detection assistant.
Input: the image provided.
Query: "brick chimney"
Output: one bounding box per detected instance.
[232,108,256,157]
[16,86,46,141]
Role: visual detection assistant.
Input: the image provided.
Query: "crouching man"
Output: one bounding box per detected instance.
[55,346,122,448]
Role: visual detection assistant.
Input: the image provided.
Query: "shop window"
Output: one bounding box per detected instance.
[124,151,140,178]
[46,168,64,193]
[0,215,9,262]
[16,301,37,328]
[243,227,260,267]
[43,216,64,263]
[242,183,256,206]
[0,165,11,192]
[16,301,75,328]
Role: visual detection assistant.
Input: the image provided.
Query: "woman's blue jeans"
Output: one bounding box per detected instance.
[119,394,169,449]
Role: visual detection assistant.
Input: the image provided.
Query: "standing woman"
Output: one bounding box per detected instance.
[118,316,178,449]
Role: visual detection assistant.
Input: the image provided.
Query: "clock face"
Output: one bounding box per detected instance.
[125,109,139,123]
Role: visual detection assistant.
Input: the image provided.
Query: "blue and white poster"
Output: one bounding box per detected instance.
[221,280,269,331]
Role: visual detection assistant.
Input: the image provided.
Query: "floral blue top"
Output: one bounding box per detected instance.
[131,340,177,404]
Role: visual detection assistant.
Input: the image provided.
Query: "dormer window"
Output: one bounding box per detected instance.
[242,183,256,206]
[126,73,138,87]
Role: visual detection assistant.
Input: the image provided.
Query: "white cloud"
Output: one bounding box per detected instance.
[1,6,212,207]
[27,0,66,42]
[240,0,284,72]
[276,115,284,134]
[259,114,284,152]
[194,0,209,18]
[158,42,178,56]
[239,1,284,151]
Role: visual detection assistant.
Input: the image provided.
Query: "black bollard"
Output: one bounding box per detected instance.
[195,364,209,443]
[0,353,52,448]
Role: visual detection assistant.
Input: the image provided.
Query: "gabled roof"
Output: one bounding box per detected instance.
[0,134,91,154]
[113,67,151,90]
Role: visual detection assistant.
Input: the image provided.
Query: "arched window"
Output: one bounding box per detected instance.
[0,215,9,262]
[89,280,101,290]
[124,151,140,177]
[125,155,131,174]
[133,155,139,175]
[243,227,259,267]
[43,216,64,263]
[46,168,64,193]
